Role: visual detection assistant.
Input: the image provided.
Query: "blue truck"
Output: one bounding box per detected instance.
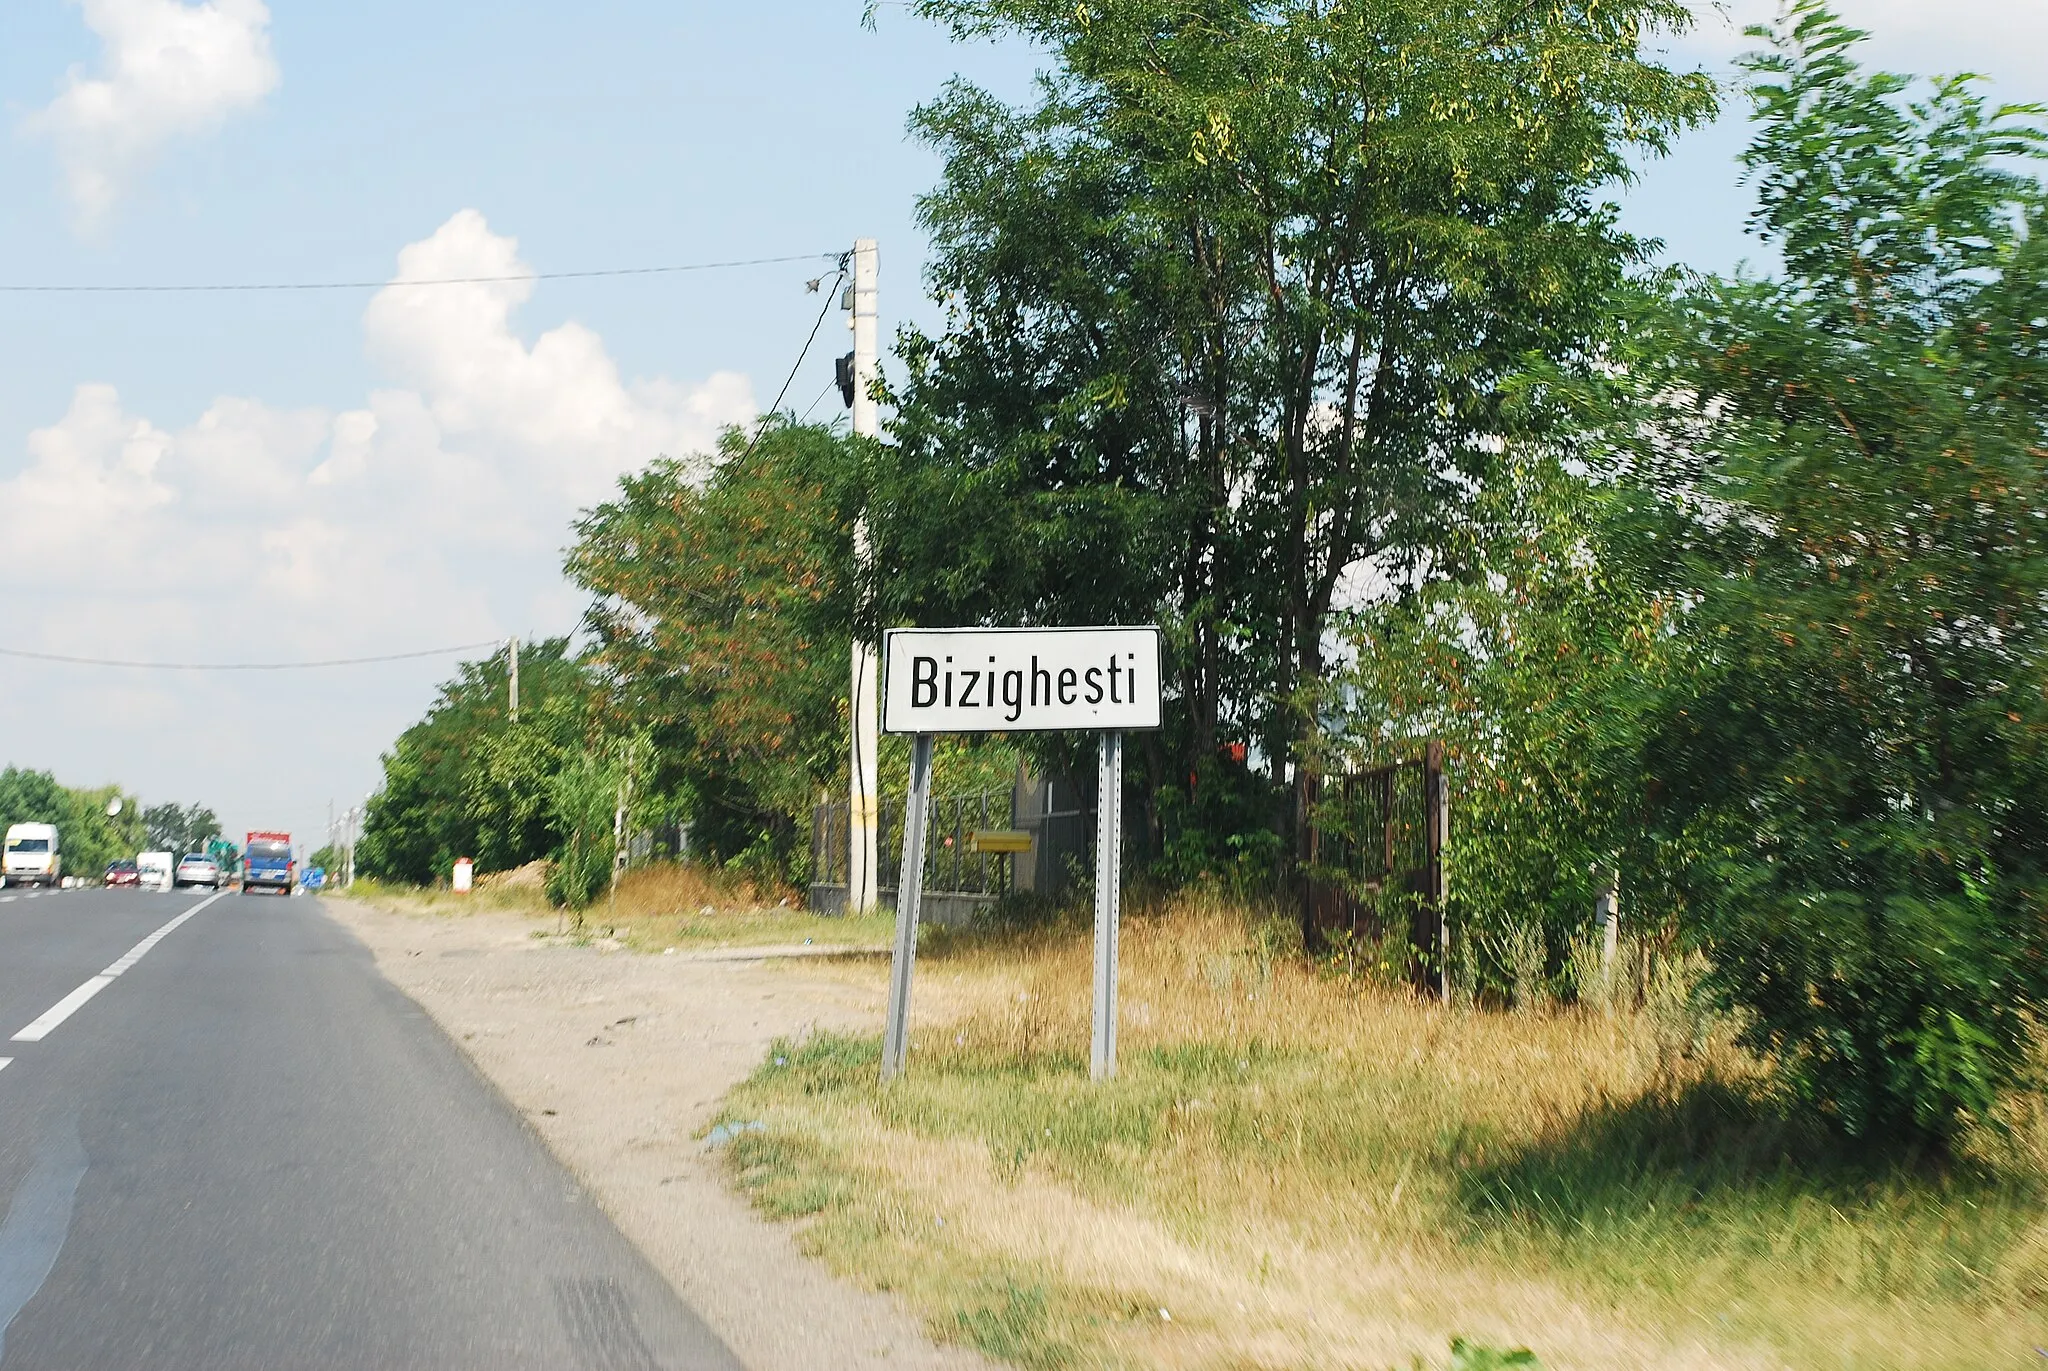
[241,831,294,895]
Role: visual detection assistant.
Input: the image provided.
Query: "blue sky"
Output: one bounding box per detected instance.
[0,0,2038,852]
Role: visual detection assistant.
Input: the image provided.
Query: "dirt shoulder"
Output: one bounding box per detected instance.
[319,895,993,1371]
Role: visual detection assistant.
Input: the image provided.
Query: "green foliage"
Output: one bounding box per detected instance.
[880,0,1716,870]
[1448,1341,1541,1371]
[0,769,152,879]
[0,766,68,839]
[544,738,649,910]
[1337,450,1669,995]
[1582,4,2048,1141]
[69,789,148,877]
[570,420,862,876]
[545,751,615,909]
[357,638,592,883]
[143,801,221,856]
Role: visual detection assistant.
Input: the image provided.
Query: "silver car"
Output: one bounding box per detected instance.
[174,854,221,890]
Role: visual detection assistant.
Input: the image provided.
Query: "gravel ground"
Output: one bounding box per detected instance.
[320,896,995,1371]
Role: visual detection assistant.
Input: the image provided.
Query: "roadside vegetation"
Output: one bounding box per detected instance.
[350,861,894,953]
[347,3,2048,1364]
[0,766,222,878]
[716,893,2048,1370]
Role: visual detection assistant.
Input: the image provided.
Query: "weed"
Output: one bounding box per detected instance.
[951,1277,1066,1367]
[712,892,2048,1370]
[348,861,893,952]
[1448,1340,1541,1370]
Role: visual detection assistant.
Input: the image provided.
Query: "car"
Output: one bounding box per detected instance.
[242,832,294,895]
[137,851,174,891]
[4,823,62,888]
[174,854,221,890]
[105,860,140,888]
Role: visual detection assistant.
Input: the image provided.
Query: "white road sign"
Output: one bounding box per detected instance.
[881,626,1162,735]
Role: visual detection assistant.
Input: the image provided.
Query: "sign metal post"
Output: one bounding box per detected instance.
[1091,730,1123,1079]
[881,732,934,1081]
[877,627,1160,1085]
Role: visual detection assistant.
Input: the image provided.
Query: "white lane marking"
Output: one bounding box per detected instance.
[11,891,226,1044]
[11,979,112,1044]
[0,1059,11,1073]
[0,897,14,903]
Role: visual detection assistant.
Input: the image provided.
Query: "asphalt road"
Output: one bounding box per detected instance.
[0,885,742,1370]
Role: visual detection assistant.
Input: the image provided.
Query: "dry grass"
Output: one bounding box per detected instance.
[348,862,894,952]
[716,890,2048,1371]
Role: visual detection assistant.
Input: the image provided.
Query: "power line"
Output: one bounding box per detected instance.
[742,259,848,458]
[0,640,506,671]
[799,375,839,423]
[0,252,840,294]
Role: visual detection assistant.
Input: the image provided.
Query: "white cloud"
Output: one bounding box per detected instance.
[27,0,280,223]
[0,211,755,835]
[1669,1,2048,90]
[360,210,753,507]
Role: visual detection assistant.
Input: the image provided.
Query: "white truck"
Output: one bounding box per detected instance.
[3,823,61,888]
[136,851,175,892]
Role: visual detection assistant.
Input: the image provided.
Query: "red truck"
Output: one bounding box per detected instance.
[242,831,295,895]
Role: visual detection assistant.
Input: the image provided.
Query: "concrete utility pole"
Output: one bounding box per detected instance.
[609,763,633,923]
[847,238,882,916]
[508,637,520,723]
[1595,865,1621,988]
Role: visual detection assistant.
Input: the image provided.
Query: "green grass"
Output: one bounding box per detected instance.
[707,898,2048,1370]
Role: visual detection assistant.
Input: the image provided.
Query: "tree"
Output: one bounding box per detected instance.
[1335,445,1673,991]
[68,788,149,878]
[0,770,150,879]
[143,802,221,856]
[569,421,862,874]
[1592,3,2048,1140]
[877,0,1715,870]
[357,639,592,883]
[544,737,650,912]
[0,767,70,839]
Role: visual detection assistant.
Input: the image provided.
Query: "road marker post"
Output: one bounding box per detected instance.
[877,626,1160,1085]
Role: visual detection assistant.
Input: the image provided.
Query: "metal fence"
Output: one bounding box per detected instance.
[809,773,1109,922]
[1301,742,1449,995]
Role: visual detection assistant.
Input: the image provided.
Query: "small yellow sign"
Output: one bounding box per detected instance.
[968,829,1034,855]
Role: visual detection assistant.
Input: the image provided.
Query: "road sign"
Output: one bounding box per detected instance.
[880,625,1159,1087]
[882,626,1162,734]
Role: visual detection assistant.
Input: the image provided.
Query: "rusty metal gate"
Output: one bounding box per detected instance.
[1301,741,1448,997]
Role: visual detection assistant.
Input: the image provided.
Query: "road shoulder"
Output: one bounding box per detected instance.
[319,896,994,1371]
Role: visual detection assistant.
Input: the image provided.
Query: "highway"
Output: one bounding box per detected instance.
[0,886,741,1370]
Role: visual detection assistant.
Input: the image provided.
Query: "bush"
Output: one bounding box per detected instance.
[1590,5,2048,1142]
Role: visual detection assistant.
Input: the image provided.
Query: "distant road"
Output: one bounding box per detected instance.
[0,886,741,1370]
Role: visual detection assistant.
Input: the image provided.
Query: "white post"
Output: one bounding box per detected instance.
[508,637,519,723]
[1432,741,1451,1005]
[881,733,933,1082]
[848,238,881,916]
[1596,865,1620,986]
[1092,731,1124,1080]
[610,779,627,922]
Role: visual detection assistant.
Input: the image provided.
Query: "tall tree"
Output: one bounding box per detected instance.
[357,639,591,883]
[569,421,861,872]
[1593,3,2048,1140]
[143,802,221,855]
[878,0,1715,865]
